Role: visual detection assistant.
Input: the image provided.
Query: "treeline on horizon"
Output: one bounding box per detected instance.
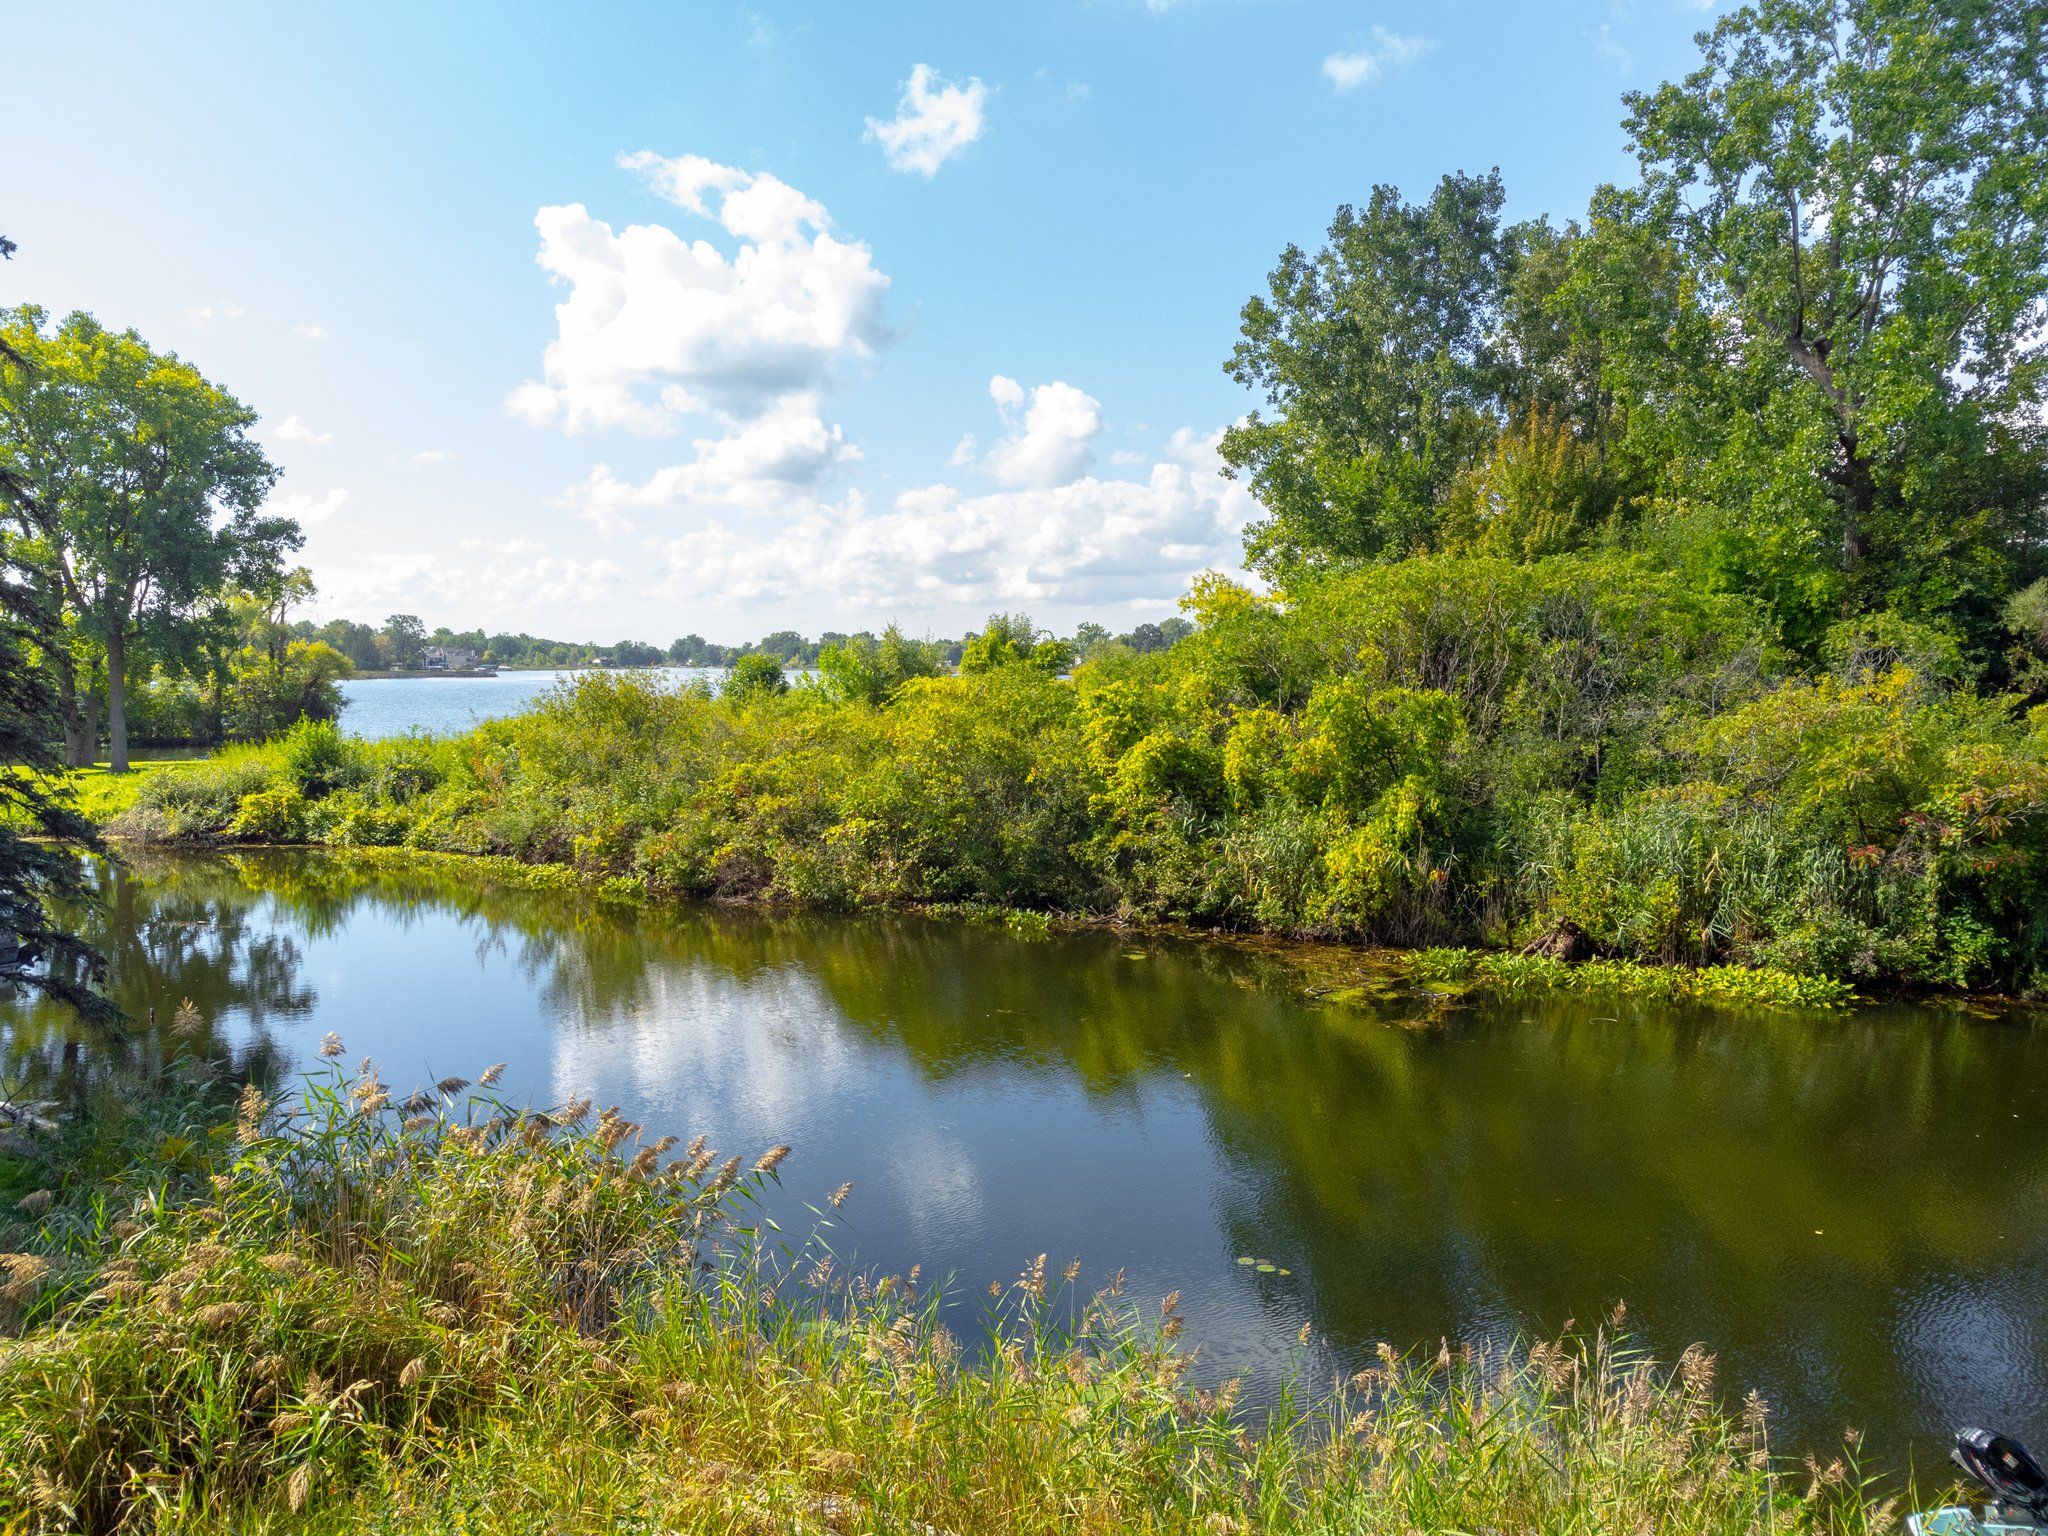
[295,612,1197,673]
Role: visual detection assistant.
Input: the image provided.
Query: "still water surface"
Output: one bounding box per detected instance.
[6,849,2044,1473]
[337,668,724,739]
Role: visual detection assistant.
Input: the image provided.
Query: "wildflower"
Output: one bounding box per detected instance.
[318,1031,345,1058]
[171,999,206,1038]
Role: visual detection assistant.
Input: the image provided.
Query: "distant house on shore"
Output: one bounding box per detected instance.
[422,645,481,671]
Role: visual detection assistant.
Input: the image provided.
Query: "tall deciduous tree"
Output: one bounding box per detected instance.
[0,306,292,769]
[1221,172,1520,578]
[0,239,113,1022]
[1620,0,2048,613]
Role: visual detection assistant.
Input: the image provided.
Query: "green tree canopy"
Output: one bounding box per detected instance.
[1614,0,2048,636]
[0,306,292,769]
[723,651,788,702]
[1221,171,1522,578]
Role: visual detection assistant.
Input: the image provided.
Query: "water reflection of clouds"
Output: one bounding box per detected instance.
[543,956,865,1140]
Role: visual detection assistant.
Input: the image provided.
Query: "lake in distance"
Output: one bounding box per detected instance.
[5,848,2044,1477]
[335,667,726,739]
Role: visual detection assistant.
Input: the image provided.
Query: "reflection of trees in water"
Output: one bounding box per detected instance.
[2,855,315,1091]
[514,897,2048,1453]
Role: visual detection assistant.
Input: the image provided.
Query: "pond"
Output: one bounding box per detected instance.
[5,848,2044,1475]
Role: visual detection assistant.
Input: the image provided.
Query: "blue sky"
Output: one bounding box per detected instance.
[8,0,1724,644]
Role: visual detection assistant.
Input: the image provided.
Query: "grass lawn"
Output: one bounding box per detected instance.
[4,757,206,826]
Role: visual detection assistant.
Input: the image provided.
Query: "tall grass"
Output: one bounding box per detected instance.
[0,1044,1912,1533]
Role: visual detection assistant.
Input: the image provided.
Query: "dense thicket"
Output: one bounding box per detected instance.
[106,554,2048,991]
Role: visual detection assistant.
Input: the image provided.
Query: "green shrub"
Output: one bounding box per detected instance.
[275,717,359,796]
[227,785,308,842]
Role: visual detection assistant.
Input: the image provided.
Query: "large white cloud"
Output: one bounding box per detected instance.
[561,393,862,535]
[639,428,1253,610]
[864,65,989,177]
[508,154,891,435]
[982,376,1102,488]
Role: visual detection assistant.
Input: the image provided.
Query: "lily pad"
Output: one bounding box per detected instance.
[1255,1263,1278,1274]
[1236,1256,1257,1265]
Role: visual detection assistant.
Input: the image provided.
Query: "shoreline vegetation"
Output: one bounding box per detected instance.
[62,558,2048,1007]
[0,1043,1920,1534]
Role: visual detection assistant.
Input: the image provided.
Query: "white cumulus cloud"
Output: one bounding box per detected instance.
[1322,28,1434,90]
[982,377,1103,489]
[508,153,891,435]
[561,393,862,535]
[293,322,329,341]
[272,486,350,527]
[640,426,1254,611]
[864,64,989,177]
[272,415,332,445]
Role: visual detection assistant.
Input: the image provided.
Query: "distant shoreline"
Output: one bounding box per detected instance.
[346,665,705,681]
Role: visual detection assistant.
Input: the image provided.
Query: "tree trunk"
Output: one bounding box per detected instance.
[107,625,130,772]
[206,666,225,747]
[53,650,97,767]
[1836,429,1875,588]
